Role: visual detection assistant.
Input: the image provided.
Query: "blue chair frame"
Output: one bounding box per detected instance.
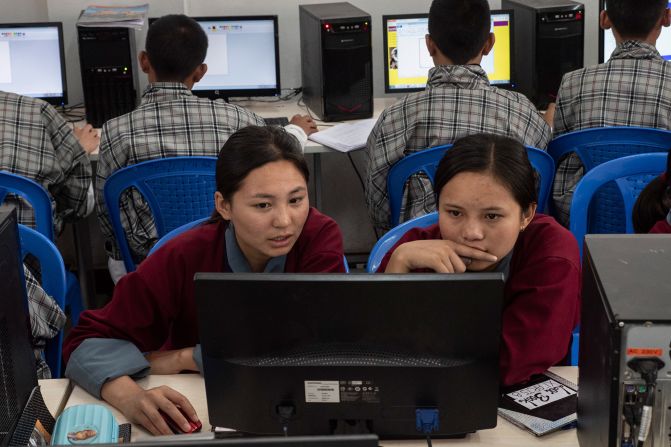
[569,153,667,258]
[149,217,351,273]
[367,212,439,273]
[387,145,554,227]
[19,224,67,378]
[103,156,218,272]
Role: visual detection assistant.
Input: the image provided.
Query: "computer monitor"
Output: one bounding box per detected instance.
[0,208,39,444]
[383,11,514,93]
[191,16,281,100]
[95,434,378,447]
[196,273,504,438]
[599,0,671,62]
[0,22,67,106]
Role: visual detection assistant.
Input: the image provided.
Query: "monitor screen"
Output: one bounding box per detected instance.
[383,11,514,93]
[0,22,67,105]
[192,16,281,99]
[196,273,504,438]
[599,1,671,62]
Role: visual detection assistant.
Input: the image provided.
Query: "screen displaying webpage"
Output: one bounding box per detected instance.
[602,2,671,61]
[193,19,279,92]
[0,25,64,99]
[385,13,512,91]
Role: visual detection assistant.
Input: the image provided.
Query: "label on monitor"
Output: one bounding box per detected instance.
[338,380,380,403]
[305,381,340,403]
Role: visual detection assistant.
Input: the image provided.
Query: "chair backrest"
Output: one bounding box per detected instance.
[387,145,554,227]
[0,171,54,240]
[548,126,671,233]
[367,212,439,273]
[18,224,67,378]
[148,216,351,272]
[569,153,667,258]
[103,156,218,272]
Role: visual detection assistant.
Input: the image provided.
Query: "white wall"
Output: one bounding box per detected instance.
[36,0,600,105]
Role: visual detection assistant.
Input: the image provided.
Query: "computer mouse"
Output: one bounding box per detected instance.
[159,409,202,434]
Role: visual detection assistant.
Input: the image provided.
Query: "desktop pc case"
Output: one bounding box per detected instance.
[77,25,139,128]
[299,3,373,121]
[577,235,671,447]
[501,0,584,108]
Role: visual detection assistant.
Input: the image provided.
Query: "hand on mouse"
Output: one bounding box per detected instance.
[289,114,318,135]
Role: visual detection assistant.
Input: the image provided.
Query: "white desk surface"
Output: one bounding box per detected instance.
[38,378,71,417]
[43,366,578,445]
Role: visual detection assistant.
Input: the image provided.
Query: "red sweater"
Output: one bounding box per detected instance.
[63,208,344,363]
[650,218,671,233]
[378,214,581,386]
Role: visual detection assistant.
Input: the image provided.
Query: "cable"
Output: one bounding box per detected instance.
[416,408,439,447]
[626,357,665,447]
[276,404,295,437]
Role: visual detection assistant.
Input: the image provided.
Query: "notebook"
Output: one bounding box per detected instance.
[308,119,377,152]
[498,370,578,436]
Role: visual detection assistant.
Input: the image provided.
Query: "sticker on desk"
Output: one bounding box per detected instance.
[305,381,340,403]
[505,379,576,410]
[339,380,380,403]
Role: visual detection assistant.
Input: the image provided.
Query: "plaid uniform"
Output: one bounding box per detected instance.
[96,82,266,261]
[552,41,671,225]
[365,65,551,231]
[0,91,92,235]
[24,265,67,379]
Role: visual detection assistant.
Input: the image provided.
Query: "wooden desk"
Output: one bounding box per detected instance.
[61,367,578,445]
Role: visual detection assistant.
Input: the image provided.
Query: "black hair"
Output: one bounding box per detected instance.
[605,0,667,39]
[146,14,208,82]
[213,126,309,219]
[632,149,671,233]
[428,0,491,64]
[434,134,537,211]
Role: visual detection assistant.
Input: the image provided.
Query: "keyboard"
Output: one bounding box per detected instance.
[264,116,290,126]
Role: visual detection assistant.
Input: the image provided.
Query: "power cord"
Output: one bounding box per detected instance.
[276,404,295,437]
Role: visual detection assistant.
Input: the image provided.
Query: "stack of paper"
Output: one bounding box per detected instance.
[77,4,149,29]
[308,118,377,152]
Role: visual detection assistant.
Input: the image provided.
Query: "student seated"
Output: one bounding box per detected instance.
[633,149,671,233]
[377,134,581,386]
[549,0,671,226]
[63,126,345,435]
[96,14,318,282]
[365,0,551,233]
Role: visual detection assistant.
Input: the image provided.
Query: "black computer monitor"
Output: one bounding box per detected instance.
[0,22,68,106]
[383,10,514,93]
[191,16,281,100]
[196,273,504,439]
[0,208,39,444]
[599,0,671,62]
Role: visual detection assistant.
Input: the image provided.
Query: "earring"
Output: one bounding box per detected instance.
[520,226,526,232]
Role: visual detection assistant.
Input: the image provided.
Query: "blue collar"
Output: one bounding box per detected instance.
[225,223,286,273]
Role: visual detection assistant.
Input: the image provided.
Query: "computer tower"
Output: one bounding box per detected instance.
[299,3,373,122]
[77,26,139,128]
[578,235,671,447]
[502,0,584,108]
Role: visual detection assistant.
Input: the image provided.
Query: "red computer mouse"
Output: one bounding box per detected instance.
[159,409,202,434]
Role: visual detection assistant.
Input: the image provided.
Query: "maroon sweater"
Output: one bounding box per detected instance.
[378,214,581,386]
[650,218,671,233]
[63,208,344,363]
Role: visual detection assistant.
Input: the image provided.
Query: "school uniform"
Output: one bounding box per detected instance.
[364,65,551,232]
[377,214,581,386]
[650,211,671,233]
[63,208,344,397]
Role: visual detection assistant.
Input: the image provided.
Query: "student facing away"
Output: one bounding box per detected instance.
[64,126,345,436]
[378,134,581,386]
[96,14,318,282]
[365,0,551,233]
[549,0,671,226]
[633,149,671,233]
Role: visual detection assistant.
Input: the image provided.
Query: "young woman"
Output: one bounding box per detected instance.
[633,149,671,234]
[63,126,345,436]
[378,133,581,387]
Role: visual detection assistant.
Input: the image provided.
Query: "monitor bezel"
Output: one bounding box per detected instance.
[598,0,606,63]
[382,10,515,94]
[0,21,68,106]
[190,15,282,100]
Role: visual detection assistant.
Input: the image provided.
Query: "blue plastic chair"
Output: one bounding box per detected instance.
[148,216,351,273]
[387,145,554,227]
[18,224,67,378]
[103,156,218,272]
[569,153,667,258]
[548,126,671,233]
[0,171,83,326]
[569,326,580,366]
[367,212,439,273]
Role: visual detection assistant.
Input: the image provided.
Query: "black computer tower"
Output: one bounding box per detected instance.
[299,3,373,122]
[77,26,138,128]
[578,235,671,447]
[502,0,584,108]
